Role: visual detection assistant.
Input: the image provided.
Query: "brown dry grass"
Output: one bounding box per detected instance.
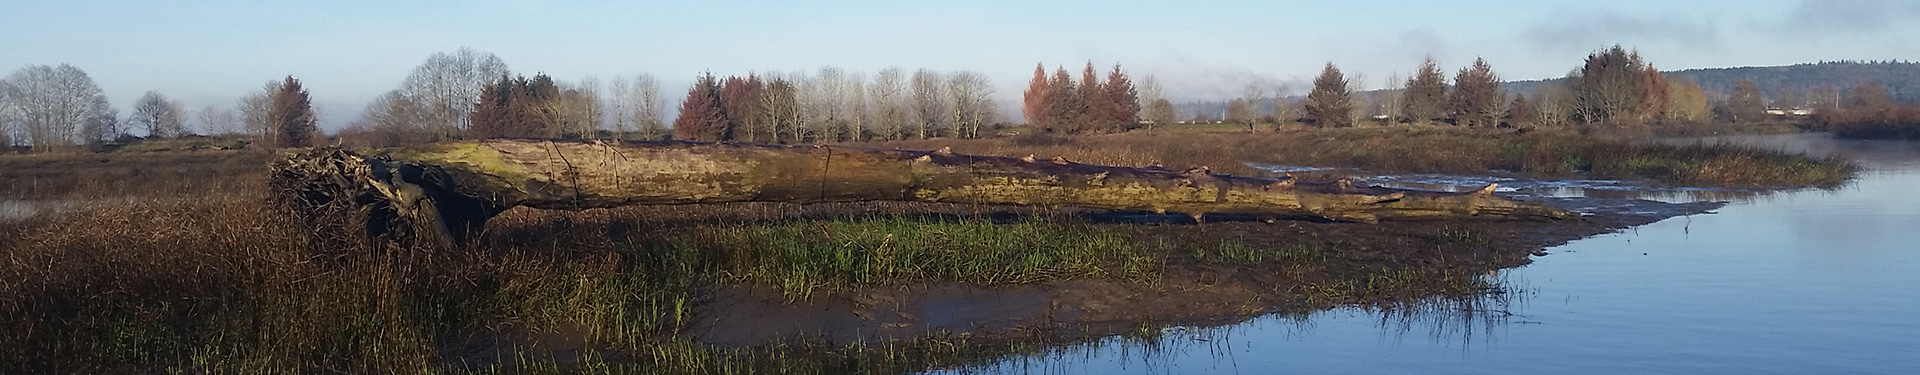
[869,126,1853,188]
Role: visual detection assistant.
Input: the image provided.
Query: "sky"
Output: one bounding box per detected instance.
[4,0,1918,130]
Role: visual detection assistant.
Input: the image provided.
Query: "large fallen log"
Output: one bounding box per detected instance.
[271,139,1572,248]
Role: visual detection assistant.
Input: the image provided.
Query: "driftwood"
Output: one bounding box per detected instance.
[271,139,1572,248]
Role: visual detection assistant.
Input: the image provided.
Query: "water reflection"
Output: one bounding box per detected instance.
[949,133,1920,374]
[0,199,79,221]
[930,275,1527,375]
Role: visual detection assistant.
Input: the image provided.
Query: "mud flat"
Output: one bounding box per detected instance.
[680,196,1723,347]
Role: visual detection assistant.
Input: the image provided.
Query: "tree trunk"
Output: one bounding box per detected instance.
[272,140,1572,248]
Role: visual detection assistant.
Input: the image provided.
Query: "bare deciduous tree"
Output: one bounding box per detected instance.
[398,47,509,140]
[760,76,801,143]
[871,68,907,140]
[1137,75,1172,133]
[1,64,116,149]
[349,90,429,146]
[240,80,286,144]
[1726,79,1767,122]
[947,71,994,139]
[1374,74,1405,124]
[1664,79,1711,123]
[130,91,188,138]
[197,105,241,136]
[910,69,945,139]
[1237,84,1266,131]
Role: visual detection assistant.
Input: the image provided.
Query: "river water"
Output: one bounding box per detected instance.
[938,134,1920,374]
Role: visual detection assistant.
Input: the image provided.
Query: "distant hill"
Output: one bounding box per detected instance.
[1505,61,1920,106]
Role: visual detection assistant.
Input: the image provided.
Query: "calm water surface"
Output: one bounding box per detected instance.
[939,134,1920,374]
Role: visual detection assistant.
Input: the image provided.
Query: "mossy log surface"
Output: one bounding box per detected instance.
[272,139,1572,247]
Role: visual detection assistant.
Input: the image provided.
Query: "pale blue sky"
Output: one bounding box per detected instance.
[4,0,1917,129]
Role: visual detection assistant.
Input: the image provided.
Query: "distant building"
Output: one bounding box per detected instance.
[1765,107,1814,116]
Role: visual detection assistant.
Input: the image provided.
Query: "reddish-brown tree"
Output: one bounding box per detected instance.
[673,73,728,141]
[1636,66,1669,124]
[1076,62,1106,134]
[269,76,317,148]
[1726,79,1767,123]
[467,75,514,139]
[467,74,562,139]
[1022,63,1053,127]
[1449,57,1505,127]
[1103,63,1140,132]
[1846,82,1893,110]
[720,74,765,142]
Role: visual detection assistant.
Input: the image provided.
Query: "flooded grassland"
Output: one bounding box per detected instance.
[0,131,1856,373]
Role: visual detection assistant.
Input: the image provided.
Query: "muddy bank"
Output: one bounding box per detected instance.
[685,196,1724,347]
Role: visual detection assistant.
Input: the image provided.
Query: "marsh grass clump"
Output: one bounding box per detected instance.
[681,218,1157,300]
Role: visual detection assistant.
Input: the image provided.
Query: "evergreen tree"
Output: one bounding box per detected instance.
[269,76,317,148]
[1304,63,1355,127]
[673,72,728,141]
[720,74,765,142]
[1076,62,1106,134]
[1103,63,1140,132]
[1403,57,1448,123]
[1507,94,1534,127]
[1022,63,1052,127]
[1449,58,1505,127]
[1045,67,1081,133]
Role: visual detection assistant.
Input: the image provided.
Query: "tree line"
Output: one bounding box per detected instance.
[1257,45,1768,128]
[10,45,1910,153]
[1020,62,1141,134]
[0,64,317,151]
[670,67,1000,143]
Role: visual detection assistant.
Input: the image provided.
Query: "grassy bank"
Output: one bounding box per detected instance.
[1817,106,1920,140]
[873,126,1855,188]
[0,168,1509,373]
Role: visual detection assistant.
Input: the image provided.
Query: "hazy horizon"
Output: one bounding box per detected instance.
[5,0,1917,130]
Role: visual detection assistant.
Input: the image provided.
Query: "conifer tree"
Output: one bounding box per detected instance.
[1022,63,1052,127]
[1507,94,1534,127]
[1077,62,1106,134]
[673,72,728,141]
[1449,58,1505,127]
[1045,67,1080,133]
[1305,63,1355,127]
[1403,57,1448,123]
[1103,64,1140,132]
[269,76,317,148]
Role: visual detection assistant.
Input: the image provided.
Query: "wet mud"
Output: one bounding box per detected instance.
[684,196,1724,347]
